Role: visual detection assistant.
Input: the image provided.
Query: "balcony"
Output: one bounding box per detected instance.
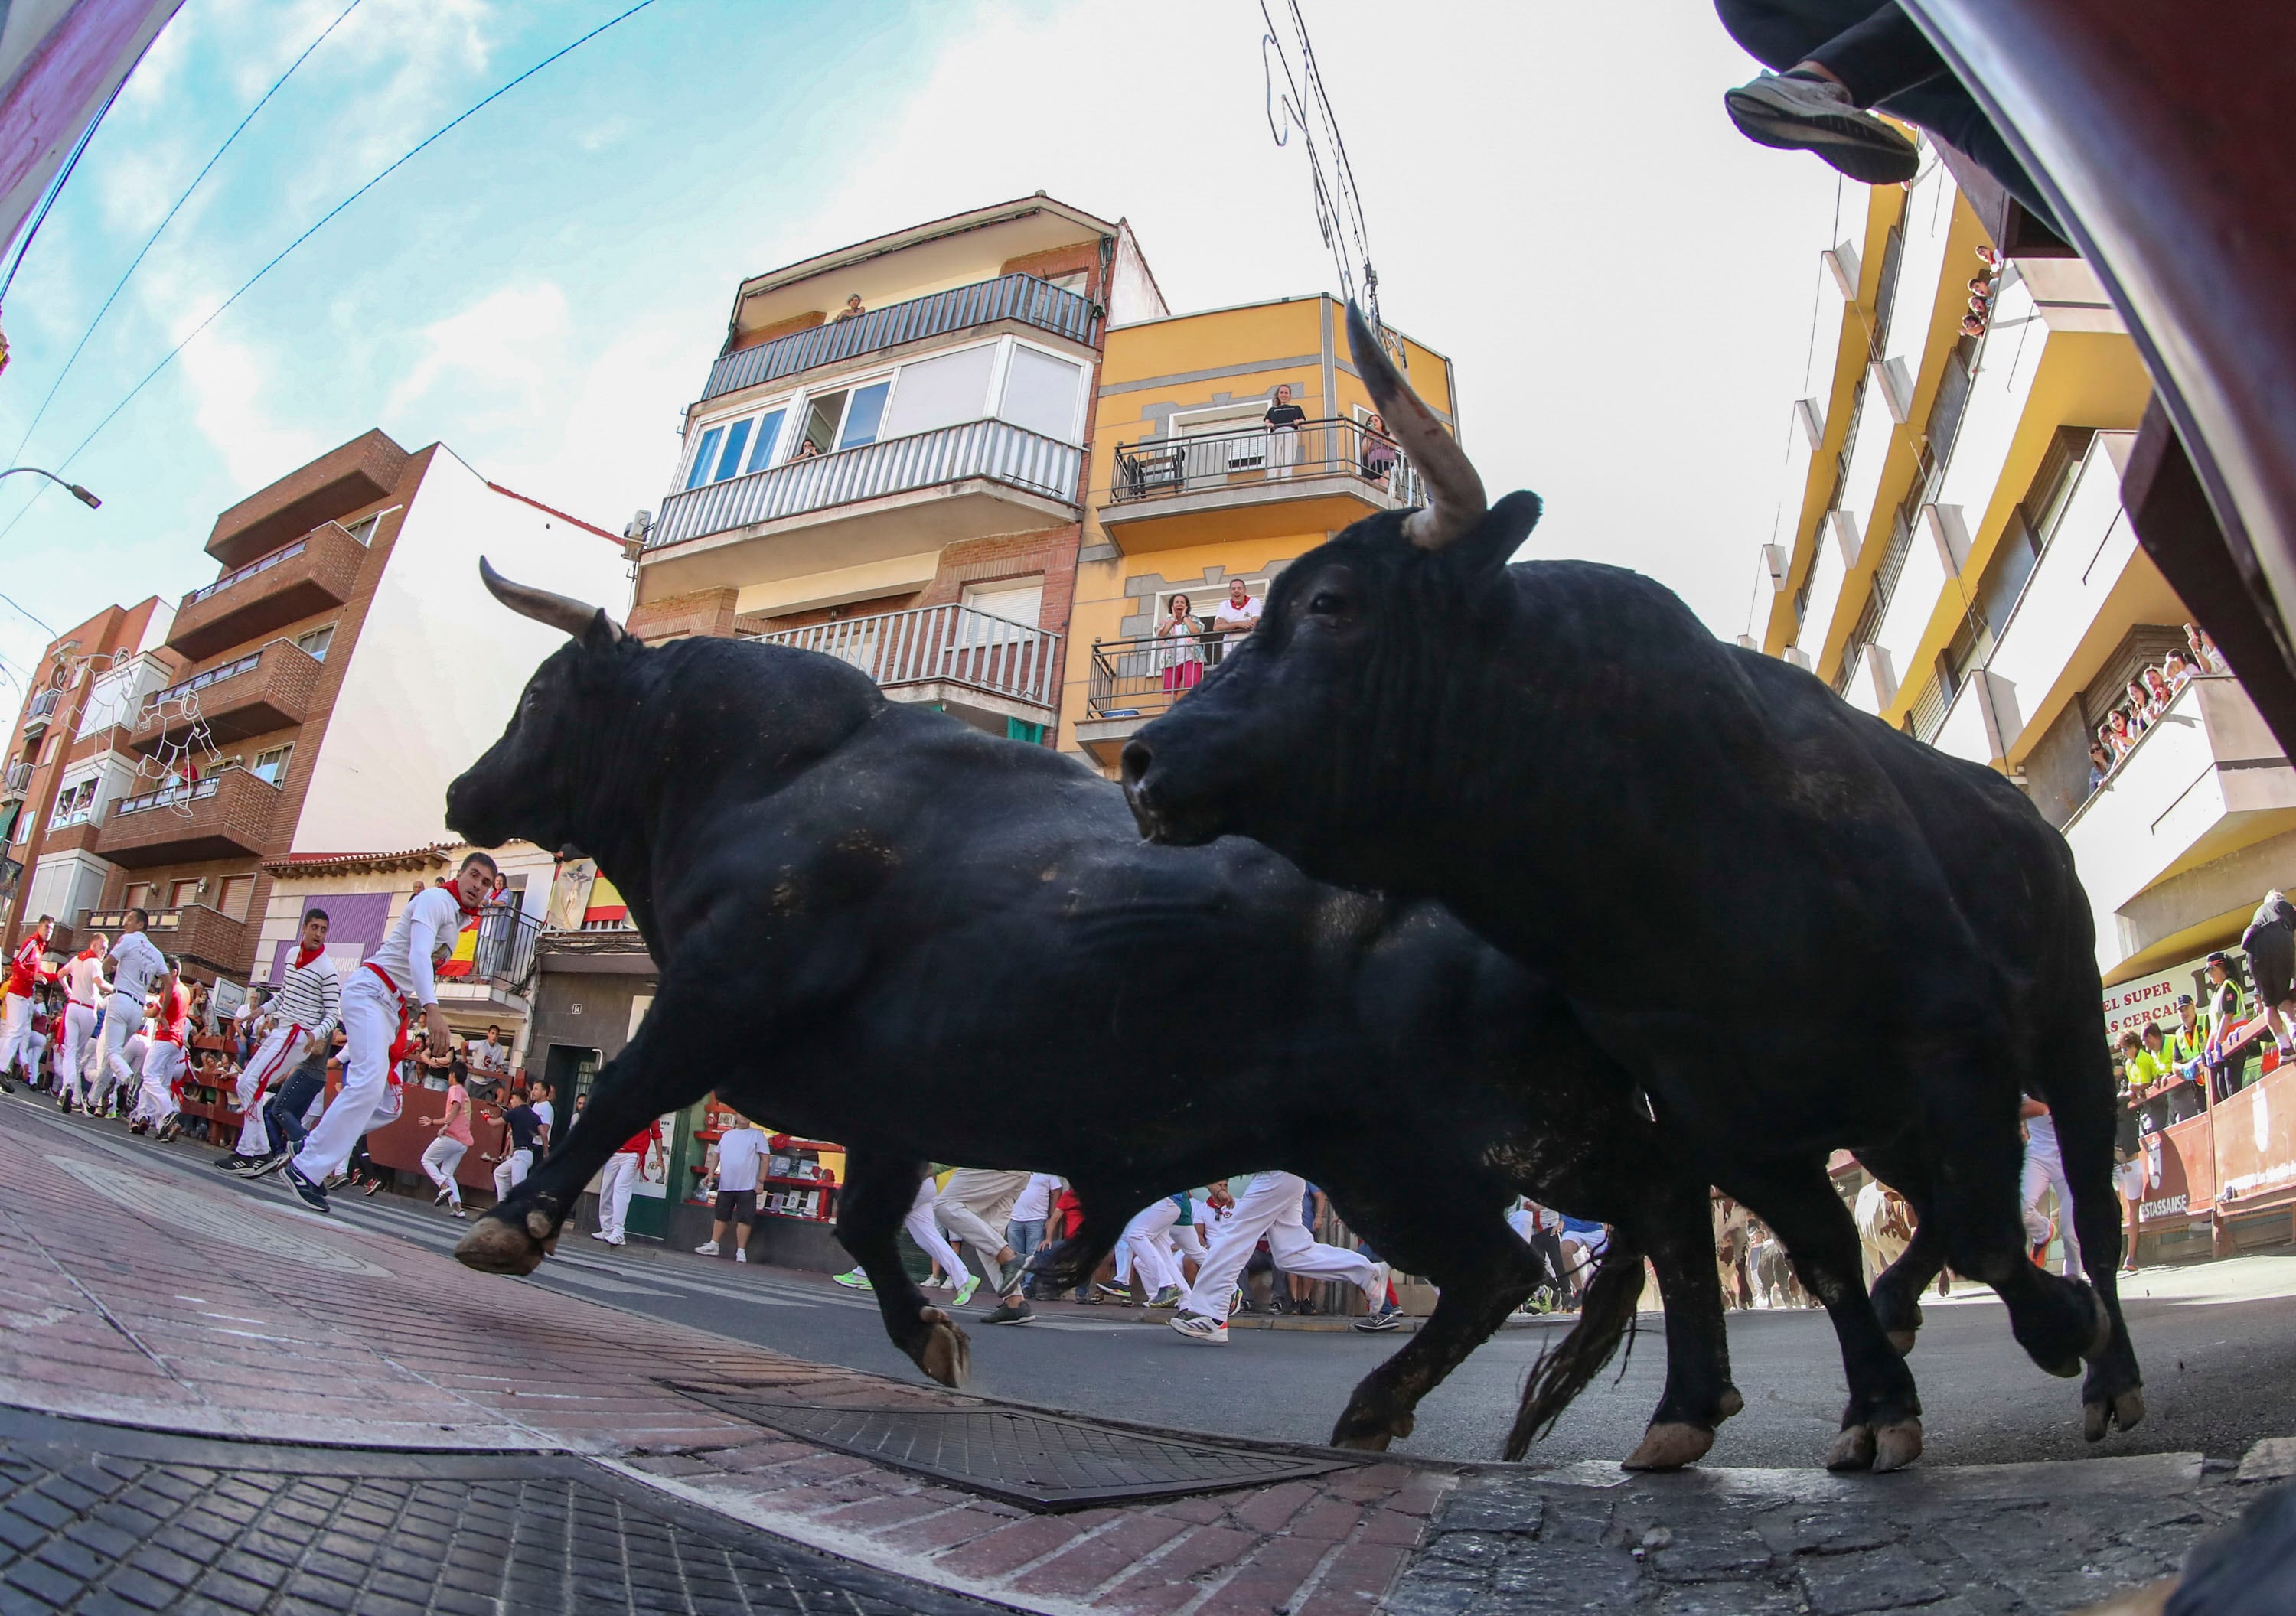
[79,903,253,976]
[93,768,280,867]
[749,601,1062,733]
[2065,676,2296,976]
[436,905,543,1012]
[22,687,59,735]
[1099,419,1428,555]
[167,521,364,661]
[131,640,323,752]
[641,419,1081,598]
[703,273,1098,405]
[1075,632,1249,764]
[207,427,405,568]
[0,761,28,801]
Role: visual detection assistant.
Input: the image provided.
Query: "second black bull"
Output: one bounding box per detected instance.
[442,562,1738,1466]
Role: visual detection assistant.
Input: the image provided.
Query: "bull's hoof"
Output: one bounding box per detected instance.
[455,1215,545,1276]
[912,1307,970,1388]
[1332,1409,1411,1451]
[1622,1422,1713,1471]
[1825,1424,1877,1473]
[1870,1419,1923,1473]
[2084,1386,2145,1442]
[1717,1384,1746,1422]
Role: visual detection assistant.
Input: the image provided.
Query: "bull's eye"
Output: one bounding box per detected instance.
[1309,591,1347,615]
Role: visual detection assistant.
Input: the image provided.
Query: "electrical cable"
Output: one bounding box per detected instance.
[5,0,367,468]
[0,0,659,547]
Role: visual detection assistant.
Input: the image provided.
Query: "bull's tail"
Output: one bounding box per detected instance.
[1504,1236,1643,1461]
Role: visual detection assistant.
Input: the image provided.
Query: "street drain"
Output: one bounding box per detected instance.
[670,1386,1353,1513]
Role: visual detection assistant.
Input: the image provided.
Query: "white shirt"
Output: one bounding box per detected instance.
[531,1099,554,1141]
[713,1127,765,1194]
[1009,1173,1062,1224]
[1212,594,1261,640]
[62,952,107,1005]
[474,1038,510,1072]
[366,885,465,1006]
[106,931,168,1005]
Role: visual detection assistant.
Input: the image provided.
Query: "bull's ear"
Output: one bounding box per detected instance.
[581,609,623,655]
[1445,489,1543,582]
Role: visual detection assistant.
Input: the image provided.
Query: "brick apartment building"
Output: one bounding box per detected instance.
[1,428,628,987]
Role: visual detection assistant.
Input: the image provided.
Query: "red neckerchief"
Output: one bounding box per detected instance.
[292,944,325,969]
[442,879,486,920]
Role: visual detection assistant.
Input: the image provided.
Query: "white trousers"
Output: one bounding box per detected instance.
[1180,1171,1380,1317]
[422,1135,470,1204]
[2022,1146,2082,1276]
[904,1177,968,1285]
[130,1041,185,1126]
[597,1152,639,1240]
[292,970,396,1182]
[59,1005,98,1105]
[1120,1201,1186,1296]
[93,995,144,1109]
[935,1169,1032,1294]
[494,1147,533,1199]
[234,1023,305,1154]
[0,992,31,1077]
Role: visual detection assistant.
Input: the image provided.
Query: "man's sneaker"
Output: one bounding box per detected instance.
[1170,1311,1228,1344]
[1228,1286,1245,1318]
[282,1164,329,1213]
[735,1247,748,1262]
[243,1151,291,1181]
[56,1095,71,1114]
[952,1275,980,1308]
[603,1236,625,1247]
[693,1240,720,1256]
[980,1297,1035,1324]
[1353,1303,1404,1333]
[214,1153,253,1174]
[833,1268,874,1290]
[324,1171,348,1191]
[1147,1285,1183,1309]
[1723,70,1920,185]
[1096,1280,1130,1301]
[589,1230,610,1241]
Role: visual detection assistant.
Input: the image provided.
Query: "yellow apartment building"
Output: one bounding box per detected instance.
[1059,295,1457,769]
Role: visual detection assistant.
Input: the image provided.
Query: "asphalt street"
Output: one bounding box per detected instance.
[15,1087,2296,1474]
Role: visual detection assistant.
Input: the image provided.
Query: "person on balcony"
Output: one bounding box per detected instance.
[1359,412,1398,490]
[2241,891,2296,1063]
[793,436,823,461]
[2141,665,2177,716]
[2126,676,2161,728]
[2203,952,2249,1107]
[2105,709,2136,758]
[2086,740,2114,795]
[1212,578,1261,652]
[1263,384,1306,480]
[833,293,866,324]
[1155,594,1208,696]
[2186,622,2227,675]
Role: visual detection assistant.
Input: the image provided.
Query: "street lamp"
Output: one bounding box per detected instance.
[0,465,99,508]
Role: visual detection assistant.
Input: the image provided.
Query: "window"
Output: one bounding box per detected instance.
[251,744,292,786]
[122,884,155,911]
[50,777,99,828]
[999,346,1084,441]
[796,389,845,457]
[743,408,788,473]
[714,417,755,480]
[295,624,334,661]
[879,345,996,439]
[217,875,255,921]
[837,380,891,450]
[170,879,201,908]
[344,514,381,546]
[683,425,726,490]
[961,579,1045,645]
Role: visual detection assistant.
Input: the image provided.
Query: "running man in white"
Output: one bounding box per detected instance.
[1119,1195,1192,1308]
[217,908,339,1172]
[592,1116,663,1246]
[836,1175,978,1305]
[92,910,167,1118]
[0,914,56,1088]
[2020,1091,2082,1276]
[56,933,106,1114]
[128,960,191,1135]
[1169,1170,1391,1344]
[281,853,494,1212]
[934,1168,1037,1324]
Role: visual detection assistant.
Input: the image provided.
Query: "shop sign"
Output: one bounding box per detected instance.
[2103,949,2245,1043]
[2131,1113,2216,1227]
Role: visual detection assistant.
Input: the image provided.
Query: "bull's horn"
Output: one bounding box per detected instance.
[479,557,624,640]
[1345,301,1486,551]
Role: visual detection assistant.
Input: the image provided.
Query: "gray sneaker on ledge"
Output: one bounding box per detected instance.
[980,1296,1035,1325]
[1724,70,1919,185]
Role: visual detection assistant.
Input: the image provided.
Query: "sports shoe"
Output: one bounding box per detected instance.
[981,1297,1035,1324]
[57,1095,72,1114]
[833,1268,873,1290]
[603,1236,625,1247]
[1169,1311,1228,1344]
[361,1176,383,1196]
[214,1153,253,1174]
[243,1151,291,1181]
[324,1171,348,1191]
[1096,1280,1130,1301]
[452,1207,466,1220]
[694,1240,720,1256]
[1353,1303,1403,1333]
[952,1275,980,1308]
[439,1186,457,1207]
[735,1248,748,1263]
[282,1164,330,1214]
[1147,1285,1183,1309]
[1723,70,1921,185]
[1228,1286,1244,1318]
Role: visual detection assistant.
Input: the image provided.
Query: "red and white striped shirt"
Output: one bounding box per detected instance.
[4,932,51,999]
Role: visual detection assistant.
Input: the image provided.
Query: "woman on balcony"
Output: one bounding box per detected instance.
[1263,384,1305,481]
[1359,412,1397,490]
[1154,593,1208,696]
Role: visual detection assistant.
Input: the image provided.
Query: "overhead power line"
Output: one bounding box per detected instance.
[7,0,367,468]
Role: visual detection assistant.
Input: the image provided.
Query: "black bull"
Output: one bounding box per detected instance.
[443,572,1738,1464]
[1121,301,2144,1471]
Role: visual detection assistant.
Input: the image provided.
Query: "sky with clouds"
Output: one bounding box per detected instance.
[0,0,1843,696]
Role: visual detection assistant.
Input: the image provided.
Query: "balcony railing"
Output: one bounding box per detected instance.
[1110,419,1427,508]
[0,761,28,799]
[23,688,60,731]
[96,766,280,867]
[439,904,543,994]
[169,520,364,660]
[132,638,321,750]
[1086,630,1248,722]
[750,601,1062,712]
[78,903,251,974]
[647,419,1081,552]
[190,539,307,606]
[702,273,1097,403]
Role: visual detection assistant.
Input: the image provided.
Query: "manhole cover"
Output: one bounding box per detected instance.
[671,1386,1352,1512]
[46,1155,390,1277]
[0,1406,1003,1614]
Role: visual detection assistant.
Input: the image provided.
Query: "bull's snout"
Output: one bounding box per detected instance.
[1118,738,1165,839]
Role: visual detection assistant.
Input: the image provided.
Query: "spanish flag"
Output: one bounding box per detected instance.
[435,915,481,979]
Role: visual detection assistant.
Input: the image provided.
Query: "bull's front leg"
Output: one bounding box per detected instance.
[837,1151,970,1388]
[455,989,714,1276]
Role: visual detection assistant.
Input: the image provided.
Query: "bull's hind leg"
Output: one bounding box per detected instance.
[838,1152,970,1388]
[1329,1217,1542,1452]
[455,986,714,1276]
[1611,1170,1742,1470]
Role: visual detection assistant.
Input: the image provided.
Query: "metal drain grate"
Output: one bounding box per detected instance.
[671,1387,1352,1513]
[0,1407,1004,1614]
